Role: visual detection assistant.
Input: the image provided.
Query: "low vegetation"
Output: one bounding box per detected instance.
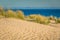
[55,18,60,23]
[0,7,60,24]
[27,14,50,24]
[48,15,57,21]
[0,7,6,17]
[16,10,25,20]
[6,10,17,18]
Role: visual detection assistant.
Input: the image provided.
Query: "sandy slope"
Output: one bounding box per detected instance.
[0,18,60,40]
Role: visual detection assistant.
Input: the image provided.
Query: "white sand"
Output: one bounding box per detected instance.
[0,18,60,40]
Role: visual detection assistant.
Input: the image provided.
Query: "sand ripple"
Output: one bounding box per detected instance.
[0,18,60,40]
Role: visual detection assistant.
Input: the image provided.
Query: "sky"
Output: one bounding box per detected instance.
[0,0,60,9]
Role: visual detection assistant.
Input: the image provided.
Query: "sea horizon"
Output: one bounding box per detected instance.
[5,8,60,17]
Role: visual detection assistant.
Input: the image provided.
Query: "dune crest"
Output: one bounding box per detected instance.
[0,18,60,40]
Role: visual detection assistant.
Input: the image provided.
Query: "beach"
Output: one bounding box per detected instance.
[0,0,60,40]
[0,18,60,40]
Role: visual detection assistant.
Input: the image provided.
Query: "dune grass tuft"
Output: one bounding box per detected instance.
[16,10,25,20]
[0,7,6,17]
[0,7,60,24]
[27,14,50,24]
[6,10,17,18]
[48,15,60,23]
[48,15,56,20]
[55,18,60,23]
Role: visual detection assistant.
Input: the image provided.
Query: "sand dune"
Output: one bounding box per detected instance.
[0,18,60,40]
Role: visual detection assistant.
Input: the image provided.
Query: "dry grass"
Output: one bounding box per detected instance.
[0,8,25,20]
[0,7,6,16]
[6,10,17,18]
[0,7,60,24]
[56,18,60,23]
[27,14,50,24]
[16,10,25,20]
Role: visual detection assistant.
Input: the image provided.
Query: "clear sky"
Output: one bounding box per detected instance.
[0,0,60,9]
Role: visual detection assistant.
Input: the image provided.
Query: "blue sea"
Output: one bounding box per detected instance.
[12,9,60,17]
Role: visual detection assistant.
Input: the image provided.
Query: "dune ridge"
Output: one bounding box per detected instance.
[0,18,60,40]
